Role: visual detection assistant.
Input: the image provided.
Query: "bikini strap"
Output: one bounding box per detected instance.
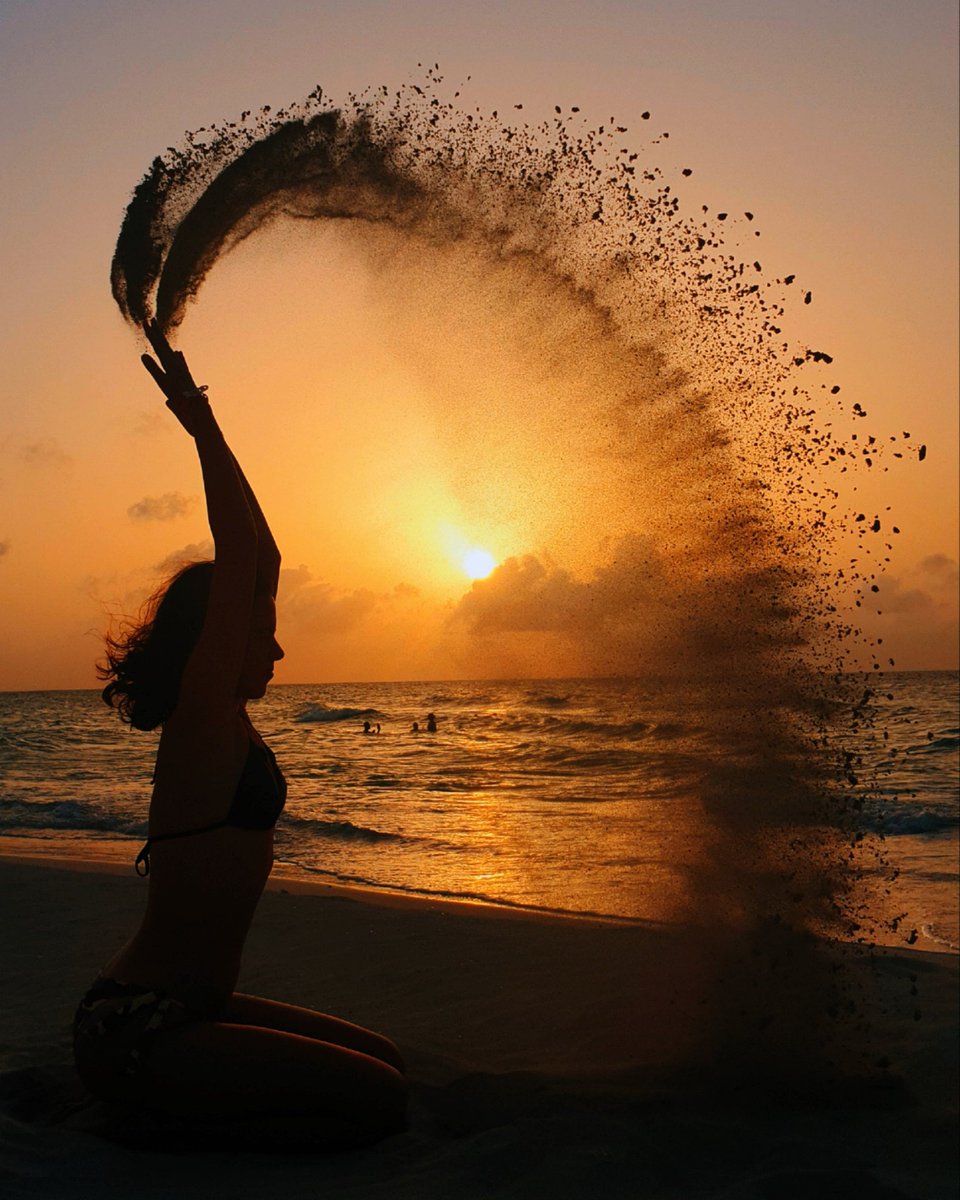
[134,819,229,877]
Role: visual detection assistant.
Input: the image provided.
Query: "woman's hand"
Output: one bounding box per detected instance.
[141,320,212,437]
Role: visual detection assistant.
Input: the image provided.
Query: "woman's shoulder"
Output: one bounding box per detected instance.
[158,707,247,762]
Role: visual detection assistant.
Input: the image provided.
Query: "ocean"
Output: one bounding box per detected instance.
[0,672,956,949]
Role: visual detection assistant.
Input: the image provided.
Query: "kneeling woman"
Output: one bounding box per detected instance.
[75,324,405,1145]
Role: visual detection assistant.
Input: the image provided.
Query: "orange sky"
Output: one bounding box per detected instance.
[1,0,957,689]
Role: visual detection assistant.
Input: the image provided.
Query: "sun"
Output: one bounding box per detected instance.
[462,547,496,580]
[437,523,499,582]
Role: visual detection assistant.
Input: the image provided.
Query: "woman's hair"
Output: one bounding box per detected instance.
[98,560,215,730]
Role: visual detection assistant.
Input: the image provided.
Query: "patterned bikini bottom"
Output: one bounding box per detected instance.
[73,976,210,1082]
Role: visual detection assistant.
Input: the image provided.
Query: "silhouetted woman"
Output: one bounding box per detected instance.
[74,323,405,1147]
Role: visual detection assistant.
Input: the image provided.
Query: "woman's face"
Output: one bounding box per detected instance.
[238,595,284,699]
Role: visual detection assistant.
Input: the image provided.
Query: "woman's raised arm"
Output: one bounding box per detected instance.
[141,322,257,713]
[140,324,280,599]
[230,453,281,599]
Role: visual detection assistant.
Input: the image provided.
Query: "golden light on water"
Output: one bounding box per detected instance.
[462,548,496,580]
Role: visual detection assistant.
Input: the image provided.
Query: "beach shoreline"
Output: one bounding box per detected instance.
[1,833,952,951]
[1,849,957,1198]
[0,836,654,928]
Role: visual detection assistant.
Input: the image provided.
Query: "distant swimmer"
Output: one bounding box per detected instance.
[411,721,420,733]
[426,712,437,733]
[363,720,372,734]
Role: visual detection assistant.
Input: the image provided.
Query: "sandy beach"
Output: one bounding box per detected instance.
[0,847,956,1200]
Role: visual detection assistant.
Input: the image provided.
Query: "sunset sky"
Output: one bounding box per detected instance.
[1,0,957,690]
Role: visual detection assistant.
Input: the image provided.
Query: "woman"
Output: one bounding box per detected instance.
[75,323,406,1147]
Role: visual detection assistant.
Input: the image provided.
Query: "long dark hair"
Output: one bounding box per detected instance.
[98,561,215,730]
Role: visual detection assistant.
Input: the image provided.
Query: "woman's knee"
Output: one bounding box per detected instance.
[367,1031,406,1074]
[226,993,405,1073]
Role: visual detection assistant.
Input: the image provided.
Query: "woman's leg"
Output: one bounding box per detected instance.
[137,1019,406,1140]
[225,992,405,1072]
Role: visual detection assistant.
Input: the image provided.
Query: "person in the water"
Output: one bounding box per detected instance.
[75,324,406,1147]
[425,713,437,733]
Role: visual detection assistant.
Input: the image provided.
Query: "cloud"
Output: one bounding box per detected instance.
[392,581,421,600]
[278,565,379,636]
[446,533,689,677]
[80,541,217,632]
[873,555,959,615]
[918,553,959,583]
[446,530,813,680]
[154,541,215,575]
[857,554,959,668]
[14,438,71,467]
[875,582,937,616]
[451,554,589,634]
[279,564,313,593]
[276,568,427,644]
[129,409,170,438]
[127,492,196,522]
[451,534,666,636]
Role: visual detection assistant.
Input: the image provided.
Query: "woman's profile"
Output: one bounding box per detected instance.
[75,323,406,1147]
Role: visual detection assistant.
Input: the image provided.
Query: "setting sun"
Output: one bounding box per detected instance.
[462,548,496,580]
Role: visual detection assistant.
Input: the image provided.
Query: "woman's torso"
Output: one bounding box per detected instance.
[104,710,286,1009]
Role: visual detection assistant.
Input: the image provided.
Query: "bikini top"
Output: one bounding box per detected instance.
[134,738,287,876]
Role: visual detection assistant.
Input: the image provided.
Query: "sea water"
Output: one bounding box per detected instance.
[1,673,955,948]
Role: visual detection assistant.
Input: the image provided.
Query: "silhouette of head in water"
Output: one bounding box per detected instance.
[426,712,437,733]
[99,561,215,731]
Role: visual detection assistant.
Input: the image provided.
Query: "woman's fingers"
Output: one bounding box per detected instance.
[141,353,163,380]
[142,323,198,397]
[142,320,165,357]
[141,353,173,396]
[143,320,179,372]
[143,324,193,376]
[174,350,196,388]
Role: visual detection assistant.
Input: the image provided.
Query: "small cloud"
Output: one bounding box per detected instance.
[127,492,196,522]
[446,534,689,678]
[918,554,959,583]
[288,584,377,634]
[278,564,380,635]
[18,438,71,467]
[130,409,169,438]
[451,554,587,634]
[82,542,215,628]
[857,553,959,668]
[876,555,959,615]
[279,564,313,593]
[154,541,215,576]
[450,535,665,640]
[876,584,935,616]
